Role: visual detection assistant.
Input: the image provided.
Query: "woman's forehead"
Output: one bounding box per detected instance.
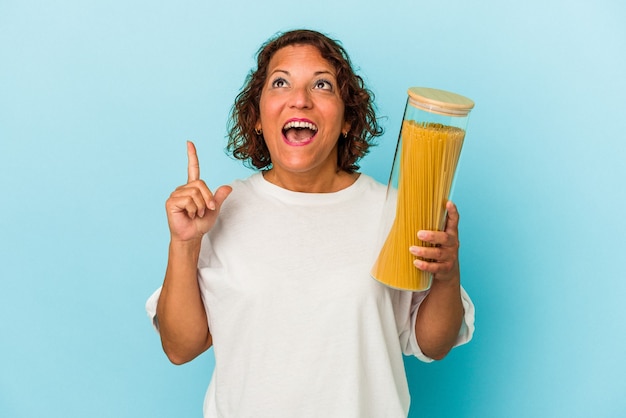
[267,44,336,75]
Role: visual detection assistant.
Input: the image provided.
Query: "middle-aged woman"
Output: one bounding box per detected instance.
[147,29,475,417]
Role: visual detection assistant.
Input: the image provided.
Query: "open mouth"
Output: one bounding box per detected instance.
[282,120,318,145]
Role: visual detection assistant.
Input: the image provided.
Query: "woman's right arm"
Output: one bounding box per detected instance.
[156,141,231,365]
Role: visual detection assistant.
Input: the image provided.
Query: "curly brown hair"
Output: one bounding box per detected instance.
[227,29,383,172]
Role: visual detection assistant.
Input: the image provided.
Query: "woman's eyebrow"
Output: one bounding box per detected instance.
[314,70,335,77]
[268,69,336,77]
[269,69,289,76]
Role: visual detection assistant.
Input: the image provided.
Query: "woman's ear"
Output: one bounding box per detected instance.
[342,121,352,137]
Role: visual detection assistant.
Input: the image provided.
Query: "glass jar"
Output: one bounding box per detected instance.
[371,87,474,291]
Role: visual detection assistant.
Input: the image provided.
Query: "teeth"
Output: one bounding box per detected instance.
[283,121,318,131]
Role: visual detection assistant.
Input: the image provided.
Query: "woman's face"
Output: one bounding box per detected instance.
[257,44,350,178]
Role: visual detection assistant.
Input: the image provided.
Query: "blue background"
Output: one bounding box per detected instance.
[1,0,625,417]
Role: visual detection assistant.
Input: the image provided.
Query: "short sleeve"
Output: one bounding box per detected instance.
[145,287,162,333]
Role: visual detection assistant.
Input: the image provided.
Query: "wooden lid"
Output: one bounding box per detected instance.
[407,87,474,116]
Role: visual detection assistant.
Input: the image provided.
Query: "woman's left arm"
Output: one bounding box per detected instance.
[409,201,465,360]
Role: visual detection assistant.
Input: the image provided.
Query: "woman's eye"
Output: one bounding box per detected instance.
[314,79,333,90]
[271,78,288,88]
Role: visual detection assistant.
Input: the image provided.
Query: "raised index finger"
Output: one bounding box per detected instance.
[187,140,200,183]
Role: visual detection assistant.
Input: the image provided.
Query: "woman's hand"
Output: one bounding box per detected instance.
[165,141,232,242]
[411,201,464,359]
[158,141,231,364]
[409,201,461,282]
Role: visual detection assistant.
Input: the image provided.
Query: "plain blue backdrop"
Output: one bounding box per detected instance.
[1,0,625,417]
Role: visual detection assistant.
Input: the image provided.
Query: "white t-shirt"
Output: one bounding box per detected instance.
[146,172,474,418]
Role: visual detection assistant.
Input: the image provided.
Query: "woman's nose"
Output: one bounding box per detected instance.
[289,86,313,109]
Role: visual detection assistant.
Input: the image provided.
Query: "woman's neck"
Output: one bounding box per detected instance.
[262,167,359,193]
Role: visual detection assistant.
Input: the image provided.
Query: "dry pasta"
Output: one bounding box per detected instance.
[371,121,465,291]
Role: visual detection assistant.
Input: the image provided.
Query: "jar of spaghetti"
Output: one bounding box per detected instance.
[371,87,474,291]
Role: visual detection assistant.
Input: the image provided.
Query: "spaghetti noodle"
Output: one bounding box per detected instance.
[371,121,465,291]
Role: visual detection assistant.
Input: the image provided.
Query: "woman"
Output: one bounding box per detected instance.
[147,29,474,417]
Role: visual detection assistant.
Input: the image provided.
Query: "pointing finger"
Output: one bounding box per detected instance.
[187,140,200,183]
